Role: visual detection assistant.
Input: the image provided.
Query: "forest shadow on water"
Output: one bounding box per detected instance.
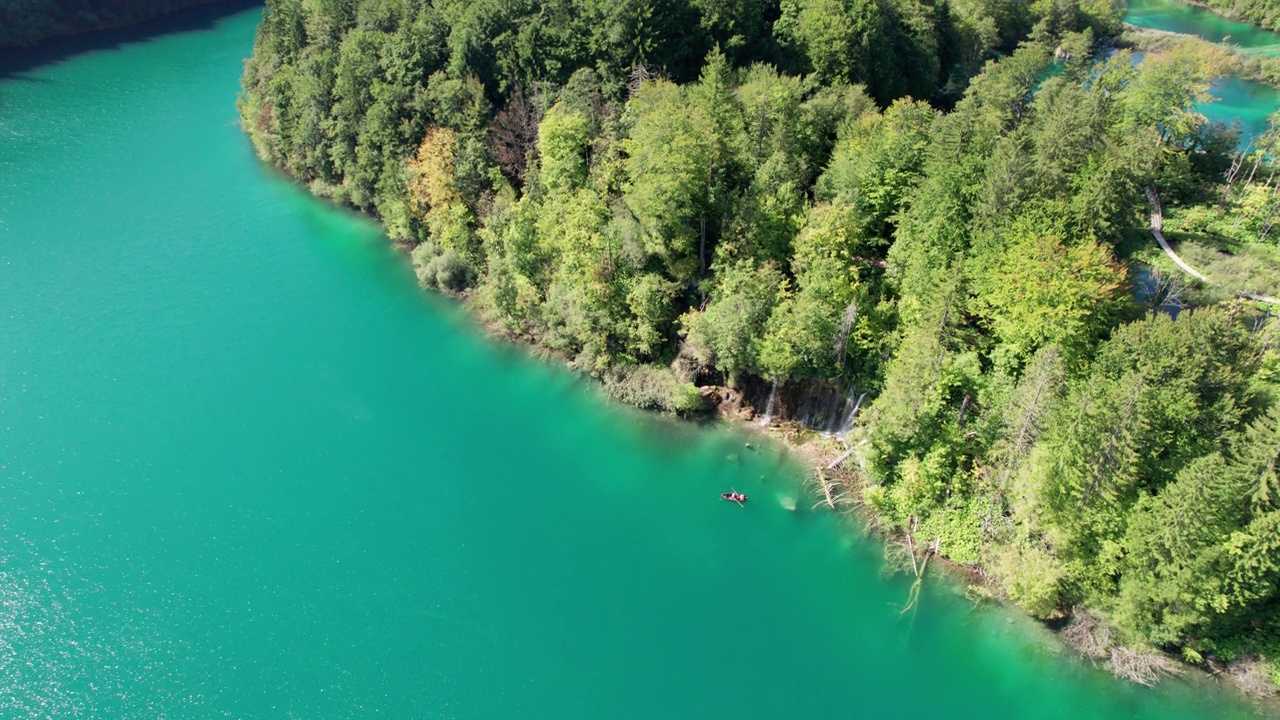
[0,0,262,80]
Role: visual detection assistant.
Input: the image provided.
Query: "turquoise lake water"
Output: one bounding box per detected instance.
[0,7,1277,719]
[1125,0,1280,143]
[1127,0,1280,51]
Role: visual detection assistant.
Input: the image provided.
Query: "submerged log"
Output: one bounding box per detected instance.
[827,447,856,470]
[817,469,836,510]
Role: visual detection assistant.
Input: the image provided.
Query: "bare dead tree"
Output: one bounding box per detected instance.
[1220,142,1253,209]
[627,64,651,98]
[1227,658,1280,698]
[1258,180,1280,242]
[1144,267,1187,314]
[1108,646,1179,687]
[489,85,541,184]
[956,393,973,425]
[899,519,939,616]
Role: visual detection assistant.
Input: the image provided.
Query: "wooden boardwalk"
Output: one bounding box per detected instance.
[1144,186,1279,305]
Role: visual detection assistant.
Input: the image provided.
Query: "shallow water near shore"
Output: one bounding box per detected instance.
[0,8,1277,719]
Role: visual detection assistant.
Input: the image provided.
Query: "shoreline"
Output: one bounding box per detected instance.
[1171,0,1280,32]
[721,412,1280,703]
[1119,22,1280,89]
[450,281,1278,701]
[258,147,1280,705]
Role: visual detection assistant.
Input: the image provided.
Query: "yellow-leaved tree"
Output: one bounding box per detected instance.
[406,126,476,290]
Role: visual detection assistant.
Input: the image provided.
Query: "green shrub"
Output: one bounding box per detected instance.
[993,542,1064,619]
[602,366,706,415]
[412,244,474,292]
[916,496,985,565]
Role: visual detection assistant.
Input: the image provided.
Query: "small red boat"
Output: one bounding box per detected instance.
[721,491,748,504]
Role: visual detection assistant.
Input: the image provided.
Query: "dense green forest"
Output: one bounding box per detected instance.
[0,0,225,47]
[240,0,1280,689]
[1199,0,1280,31]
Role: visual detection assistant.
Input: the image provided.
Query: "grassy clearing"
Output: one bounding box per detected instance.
[1128,225,1280,301]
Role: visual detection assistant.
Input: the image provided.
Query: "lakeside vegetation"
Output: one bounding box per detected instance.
[1196,0,1280,31]
[1123,25,1280,93]
[239,0,1280,691]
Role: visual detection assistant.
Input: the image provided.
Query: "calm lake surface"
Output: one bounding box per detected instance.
[0,8,1276,719]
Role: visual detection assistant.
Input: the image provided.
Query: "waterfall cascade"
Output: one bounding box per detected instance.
[758,380,779,426]
[836,390,868,435]
[745,377,871,436]
[833,298,857,366]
